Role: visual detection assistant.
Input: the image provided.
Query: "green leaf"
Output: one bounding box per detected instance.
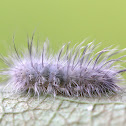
[0,90,126,126]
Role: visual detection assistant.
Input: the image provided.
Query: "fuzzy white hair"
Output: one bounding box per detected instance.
[0,36,126,97]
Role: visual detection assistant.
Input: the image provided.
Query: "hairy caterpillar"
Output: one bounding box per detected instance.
[0,36,126,97]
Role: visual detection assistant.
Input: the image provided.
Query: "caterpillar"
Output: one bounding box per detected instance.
[0,36,126,98]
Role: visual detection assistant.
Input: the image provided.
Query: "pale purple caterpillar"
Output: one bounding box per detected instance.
[0,36,126,97]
